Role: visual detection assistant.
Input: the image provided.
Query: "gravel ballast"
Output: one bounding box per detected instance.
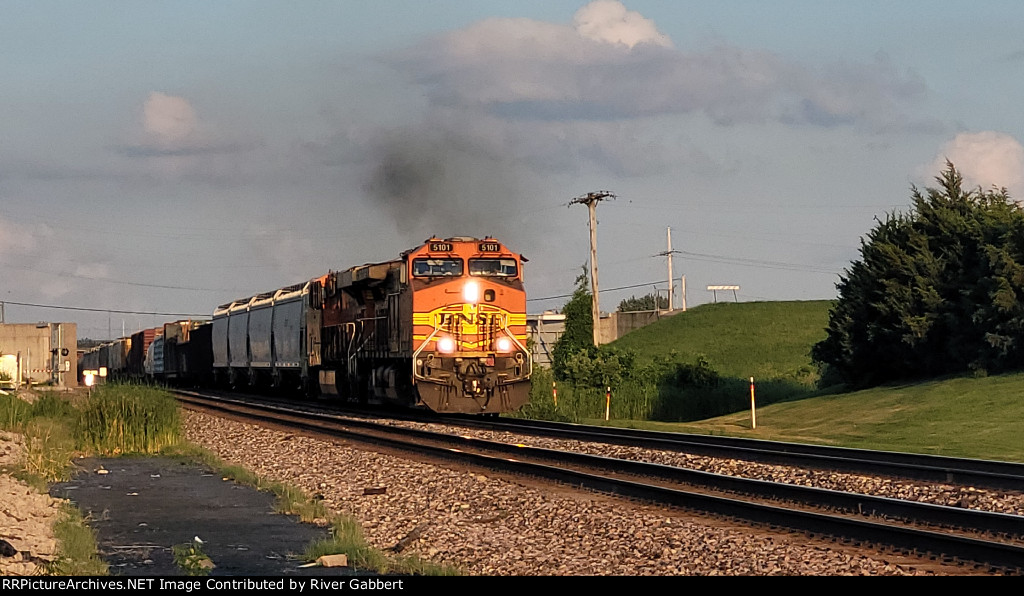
[182,410,984,575]
[372,418,1024,515]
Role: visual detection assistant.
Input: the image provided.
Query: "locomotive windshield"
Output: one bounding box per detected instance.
[412,258,464,277]
[468,258,518,278]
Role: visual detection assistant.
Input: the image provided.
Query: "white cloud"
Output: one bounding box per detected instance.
[926,131,1024,197]
[143,92,198,142]
[377,1,927,180]
[114,91,259,183]
[572,0,672,49]
[390,1,925,127]
[0,216,44,256]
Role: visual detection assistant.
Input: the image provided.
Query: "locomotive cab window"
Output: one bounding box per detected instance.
[469,258,518,278]
[412,258,464,277]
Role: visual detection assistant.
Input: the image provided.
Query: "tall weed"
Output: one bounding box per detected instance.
[20,418,75,483]
[77,385,180,455]
[0,394,33,431]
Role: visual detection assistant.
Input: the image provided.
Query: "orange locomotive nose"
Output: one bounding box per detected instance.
[408,237,531,413]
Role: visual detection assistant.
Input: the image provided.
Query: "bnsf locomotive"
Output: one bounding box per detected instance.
[313,236,532,413]
[84,237,532,415]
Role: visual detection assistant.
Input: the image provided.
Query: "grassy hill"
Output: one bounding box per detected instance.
[523,299,1024,462]
[520,301,835,423]
[611,300,832,386]
[556,300,1024,462]
[610,372,1024,463]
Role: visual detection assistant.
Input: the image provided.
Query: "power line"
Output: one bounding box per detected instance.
[1,300,207,318]
[0,260,237,292]
[528,248,841,303]
[676,250,838,274]
[527,280,662,303]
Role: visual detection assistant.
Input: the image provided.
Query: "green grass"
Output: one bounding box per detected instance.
[304,515,461,576]
[611,300,832,384]
[0,392,34,431]
[0,386,187,575]
[19,417,76,486]
[47,504,108,576]
[591,371,1024,463]
[523,299,1024,463]
[524,300,835,422]
[305,516,390,573]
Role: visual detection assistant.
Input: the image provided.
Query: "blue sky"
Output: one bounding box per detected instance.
[2,1,1024,339]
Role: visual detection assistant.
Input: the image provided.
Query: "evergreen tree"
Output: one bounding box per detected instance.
[813,162,1024,386]
[551,269,594,379]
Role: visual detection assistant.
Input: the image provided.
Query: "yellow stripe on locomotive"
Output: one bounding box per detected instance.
[406,237,531,413]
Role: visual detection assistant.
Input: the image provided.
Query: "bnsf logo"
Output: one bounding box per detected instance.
[439,312,502,327]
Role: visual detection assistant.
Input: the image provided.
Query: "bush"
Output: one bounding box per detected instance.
[663,355,720,389]
[560,345,637,388]
[514,367,579,423]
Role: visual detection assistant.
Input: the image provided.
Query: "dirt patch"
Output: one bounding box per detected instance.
[0,431,64,576]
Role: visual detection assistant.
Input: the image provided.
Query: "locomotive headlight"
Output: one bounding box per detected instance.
[495,337,513,353]
[463,280,480,304]
[437,336,456,354]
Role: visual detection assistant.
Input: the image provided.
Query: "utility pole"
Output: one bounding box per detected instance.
[655,227,681,312]
[570,191,616,346]
[667,228,673,311]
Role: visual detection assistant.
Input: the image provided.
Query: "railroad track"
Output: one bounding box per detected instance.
[434,416,1024,492]
[174,390,1024,573]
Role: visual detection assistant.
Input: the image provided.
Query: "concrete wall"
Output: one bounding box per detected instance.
[0,323,78,388]
[526,313,565,368]
[528,309,681,367]
[598,309,680,345]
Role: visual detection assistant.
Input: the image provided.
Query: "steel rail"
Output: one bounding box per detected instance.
[176,391,1024,572]
[429,415,1024,491]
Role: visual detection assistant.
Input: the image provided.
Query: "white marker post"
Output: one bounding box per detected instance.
[605,386,611,422]
[749,377,756,430]
[84,371,95,398]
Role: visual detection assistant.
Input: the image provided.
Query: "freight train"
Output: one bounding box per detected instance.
[78,237,532,414]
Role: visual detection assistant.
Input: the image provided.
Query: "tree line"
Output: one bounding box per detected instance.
[813,162,1024,386]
